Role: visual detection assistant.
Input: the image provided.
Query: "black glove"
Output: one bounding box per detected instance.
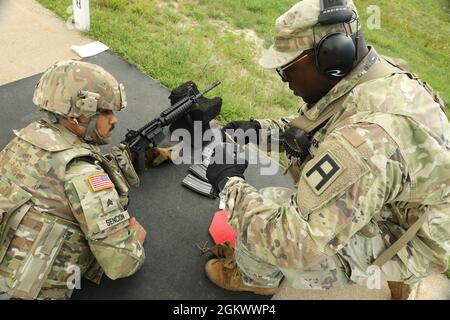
[222,120,261,145]
[206,143,248,193]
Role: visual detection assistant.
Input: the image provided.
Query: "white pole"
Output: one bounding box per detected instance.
[72,0,90,31]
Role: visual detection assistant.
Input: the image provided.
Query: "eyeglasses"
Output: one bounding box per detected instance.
[276,49,314,82]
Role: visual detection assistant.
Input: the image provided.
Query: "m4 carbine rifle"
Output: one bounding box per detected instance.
[121,80,221,173]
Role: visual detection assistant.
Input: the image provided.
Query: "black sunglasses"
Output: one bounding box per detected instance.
[276,49,314,82]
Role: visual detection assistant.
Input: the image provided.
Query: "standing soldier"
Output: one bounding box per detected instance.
[206,0,450,299]
[0,60,147,299]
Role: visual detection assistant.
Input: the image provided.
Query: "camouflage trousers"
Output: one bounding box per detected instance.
[235,238,351,289]
[0,276,11,300]
[234,187,417,290]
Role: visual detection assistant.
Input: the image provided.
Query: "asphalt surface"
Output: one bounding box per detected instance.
[0,51,293,299]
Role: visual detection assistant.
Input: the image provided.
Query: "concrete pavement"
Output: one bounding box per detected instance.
[273,274,450,300]
[0,0,91,85]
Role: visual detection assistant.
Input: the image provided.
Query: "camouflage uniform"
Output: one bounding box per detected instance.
[221,0,450,290]
[0,61,144,299]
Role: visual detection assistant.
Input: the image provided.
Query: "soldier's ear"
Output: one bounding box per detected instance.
[75,115,91,125]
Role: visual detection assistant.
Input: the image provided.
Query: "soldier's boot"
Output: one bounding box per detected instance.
[205,257,279,295]
[388,281,411,300]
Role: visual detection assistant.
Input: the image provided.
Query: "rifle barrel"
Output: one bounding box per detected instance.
[122,80,221,150]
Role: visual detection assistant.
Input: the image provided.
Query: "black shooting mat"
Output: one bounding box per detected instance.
[0,51,293,299]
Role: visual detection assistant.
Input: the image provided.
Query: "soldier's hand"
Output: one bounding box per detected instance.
[222,120,261,145]
[129,217,147,245]
[206,143,248,193]
[146,146,174,167]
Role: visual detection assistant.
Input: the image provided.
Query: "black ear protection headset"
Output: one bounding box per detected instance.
[314,0,360,80]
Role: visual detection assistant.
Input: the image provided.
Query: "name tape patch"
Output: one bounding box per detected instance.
[305,152,343,195]
[97,211,130,231]
[88,174,114,192]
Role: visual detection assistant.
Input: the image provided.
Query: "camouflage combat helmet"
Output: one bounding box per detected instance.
[33,60,127,143]
[33,60,127,118]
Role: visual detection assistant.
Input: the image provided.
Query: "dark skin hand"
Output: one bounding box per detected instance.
[282,34,370,104]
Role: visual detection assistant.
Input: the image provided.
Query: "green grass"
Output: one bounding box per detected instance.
[38,0,449,120]
[37,0,300,122]
[357,0,450,116]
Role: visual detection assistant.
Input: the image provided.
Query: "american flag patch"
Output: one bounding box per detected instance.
[88,174,114,192]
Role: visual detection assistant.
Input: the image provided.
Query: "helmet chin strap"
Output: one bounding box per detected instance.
[82,114,111,145]
[83,113,97,142]
[93,128,112,145]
